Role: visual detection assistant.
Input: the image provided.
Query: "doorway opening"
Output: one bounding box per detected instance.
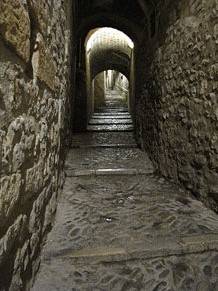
[92,70,129,111]
[85,27,135,129]
[87,69,133,132]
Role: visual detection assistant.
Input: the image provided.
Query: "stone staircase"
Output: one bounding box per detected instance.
[32,100,218,290]
[87,107,134,132]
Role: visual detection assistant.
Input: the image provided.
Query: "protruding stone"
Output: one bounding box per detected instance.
[32,33,56,91]
[28,0,49,35]
[0,0,30,62]
[0,174,21,218]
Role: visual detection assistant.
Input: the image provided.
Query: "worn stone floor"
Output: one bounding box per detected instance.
[32,103,218,291]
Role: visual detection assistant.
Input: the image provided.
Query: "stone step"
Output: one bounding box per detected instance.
[93,112,129,116]
[71,132,136,146]
[65,147,153,171]
[32,247,218,291]
[44,233,218,265]
[89,118,133,125]
[65,167,154,177]
[91,115,131,119]
[95,108,128,113]
[93,112,130,116]
[32,128,218,291]
[71,143,137,149]
[87,124,134,131]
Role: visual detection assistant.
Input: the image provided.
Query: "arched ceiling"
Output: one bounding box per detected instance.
[76,0,158,44]
[78,0,159,81]
[77,14,140,45]
[78,0,152,27]
[86,28,133,80]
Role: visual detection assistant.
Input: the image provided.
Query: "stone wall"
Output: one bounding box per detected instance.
[136,0,218,211]
[0,0,73,289]
[114,72,129,99]
[94,72,105,109]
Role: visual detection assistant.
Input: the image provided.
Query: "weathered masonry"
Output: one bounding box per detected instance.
[0,0,217,289]
[0,0,74,289]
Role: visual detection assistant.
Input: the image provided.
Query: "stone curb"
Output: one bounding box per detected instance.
[87,128,134,132]
[91,116,132,119]
[52,233,218,265]
[65,168,154,177]
[71,144,137,149]
[89,118,133,123]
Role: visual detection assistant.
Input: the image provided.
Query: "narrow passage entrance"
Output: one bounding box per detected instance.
[73,26,136,132]
[88,70,133,132]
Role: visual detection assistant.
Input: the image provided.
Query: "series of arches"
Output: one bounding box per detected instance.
[85,27,134,120]
[72,0,158,131]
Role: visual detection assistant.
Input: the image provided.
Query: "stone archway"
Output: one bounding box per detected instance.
[85,27,135,123]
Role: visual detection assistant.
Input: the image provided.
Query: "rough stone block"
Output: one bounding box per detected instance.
[25,161,44,194]
[30,233,40,259]
[43,191,57,234]
[28,0,49,35]
[0,0,30,62]
[31,33,56,91]
[0,215,27,266]
[29,186,51,234]
[9,241,29,290]
[0,174,21,219]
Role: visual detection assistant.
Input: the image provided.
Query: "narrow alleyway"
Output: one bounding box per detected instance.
[1,1,217,290]
[32,92,218,290]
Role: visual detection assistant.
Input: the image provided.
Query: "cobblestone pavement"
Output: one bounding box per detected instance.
[32,107,218,291]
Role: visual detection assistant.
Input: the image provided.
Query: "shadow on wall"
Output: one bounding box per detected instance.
[73,68,87,131]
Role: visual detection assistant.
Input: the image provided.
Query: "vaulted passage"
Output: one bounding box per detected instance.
[0,0,218,290]
[74,25,135,131]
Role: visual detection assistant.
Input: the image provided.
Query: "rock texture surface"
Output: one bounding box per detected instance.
[93,72,105,109]
[32,127,218,290]
[0,0,31,62]
[136,0,218,211]
[0,0,73,289]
